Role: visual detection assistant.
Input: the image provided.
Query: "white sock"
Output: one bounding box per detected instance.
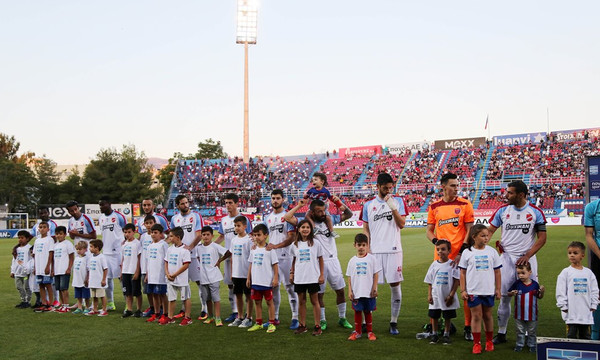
[337,302,346,319]
[197,285,207,313]
[273,285,281,319]
[229,287,237,313]
[497,296,511,333]
[390,285,402,323]
[285,284,299,319]
[321,307,326,321]
[107,278,114,302]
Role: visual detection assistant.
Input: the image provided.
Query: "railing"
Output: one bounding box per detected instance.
[529,176,585,185]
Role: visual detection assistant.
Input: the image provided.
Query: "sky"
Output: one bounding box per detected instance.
[1,1,599,164]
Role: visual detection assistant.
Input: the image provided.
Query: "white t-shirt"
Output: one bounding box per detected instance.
[489,203,546,255]
[313,214,341,261]
[88,254,108,289]
[360,196,408,253]
[146,240,169,285]
[165,244,191,286]
[197,242,227,285]
[556,266,600,325]
[346,253,382,298]
[121,239,142,275]
[424,259,460,310]
[170,212,203,247]
[229,234,253,278]
[72,254,89,288]
[68,214,96,246]
[291,241,323,284]
[248,247,279,287]
[458,245,502,296]
[98,211,126,255]
[34,236,55,276]
[219,214,253,249]
[53,240,76,275]
[139,233,153,274]
[14,244,32,277]
[263,211,294,260]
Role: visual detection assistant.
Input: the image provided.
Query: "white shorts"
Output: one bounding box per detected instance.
[277,258,292,286]
[167,284,191,302]
[500,253,538,295]
[104,254,122,279]
[373,252,403,284]
[188,257,202,283]
[319,259,346,293]
[223,258,233,286]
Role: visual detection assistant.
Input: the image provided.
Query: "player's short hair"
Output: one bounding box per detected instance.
[271,189,284,198]
[233,215,247,226]
[144,215,156,223]
[252,223,269,235]
[75,241,88,250]
[467,224,488,249]
[55,226,67,234]
[142,197,154,203]
[65,200,78,208]
[38,221,48,227]
[150,223,164,233]
[99,196,111,203]
[440,173,457,185]
[377,172,394,185]
[225,193,239,203]
[310,199,326,211]
[38,206,49,212]
[201,226,213,234]
[123,223,136,232]
[17,230,32,239]
[312,172,328,186]
[174,195,187,206]
[354,233,368,245]
[170,227,184,240]
[435,239,451,251]
[568,241,586,251]
[90,239,103,251]
[507,180,528,195]
[516,262,532,271]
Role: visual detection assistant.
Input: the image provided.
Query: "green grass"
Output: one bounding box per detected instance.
[0,227,580,359]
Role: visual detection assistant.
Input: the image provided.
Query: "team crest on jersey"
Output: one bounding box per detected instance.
[80,222,84,226]
[372,207,376,211]
[281,218,285,223]
[112,218,116,223]
[526,214,533,221]
[189,217,193,223]
[454,208,460,215]
[506,214,510,219]
[268,219,271,223]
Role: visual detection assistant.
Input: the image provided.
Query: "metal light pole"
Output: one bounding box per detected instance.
[236,0,258,163]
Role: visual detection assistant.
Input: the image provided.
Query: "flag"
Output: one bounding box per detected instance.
[484,115,489,130]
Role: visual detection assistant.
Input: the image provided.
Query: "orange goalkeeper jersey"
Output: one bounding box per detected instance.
[427,197,474,260]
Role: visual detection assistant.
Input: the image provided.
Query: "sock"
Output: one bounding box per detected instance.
[321,307,326,321]
[365,312,373,333]
[463,300,471,326]
[390,285,402,322]
[229,288,237,313]
[256,318,263,325]
[107,279,114,302]
[473,332,481,344]
[35,292,41,303]
[497,296,511,333]
[354,311,363,333]
[444,331,450,337]
[199,286,207,313]
[486,331,494,342]
[286,284,299,319]
[273,285,281,319]
[337,302,346,319]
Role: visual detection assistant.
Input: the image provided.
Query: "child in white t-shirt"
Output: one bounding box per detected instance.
[346,234,381,341]
[11,230,33,308]
[459,224,501,354]
[424,239,460,345]
[163,227,192,326]
[53,226,75,312]
[246,224,279,333]
[71,241,90,314]
[290,219,324,336]
[121,223,143,318]
[556,241,600,339]
[33,222,55,312]
[145,223,169,324]
[197,226,227,326]
[139,215,157,317]
[86,239,109,316]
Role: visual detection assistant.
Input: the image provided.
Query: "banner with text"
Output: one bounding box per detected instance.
[338,145,382,158]
[386,141,432,154]
[434,137,486,150]
[551,127,600,142]
[493,132,547,146]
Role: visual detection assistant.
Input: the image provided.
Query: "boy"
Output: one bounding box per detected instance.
[163,227,193,326]
[197,226,227,326]
[346,234,381,341]
[33,222,55,312]
[71,241,91,314]
[304,172,340,238]
[11,231,32,308]
[246,224,279,333]
[508,263,545,352]
[121,223,143,318]
[53,226,75,312]
[140,215,157,317]
[556,241,599,339]
[146,223,169,323]
[216,215,254,328]
[86,239,109,316]
[423,239,460,345]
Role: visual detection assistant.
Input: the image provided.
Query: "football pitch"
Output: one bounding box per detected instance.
[0,226,584,360]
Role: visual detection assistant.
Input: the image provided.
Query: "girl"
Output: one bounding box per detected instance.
[459,224,501,354]
[290,219,325,336]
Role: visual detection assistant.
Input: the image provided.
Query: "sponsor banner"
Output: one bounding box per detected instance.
[493,132,546,146]
[42,204,86,220]
[386,141,432,154]
[434,137,486,150]
[338,145,382,158]
[333,220,363,229]
[405,219,428,228]
[475,208,567,218]
[545,216,583,226]
[543,209,567,217]
[132,203,141,217]
[552,127,600,142]
[474,209,495,217]
[587,155,600,202]
[85,204,133,223]
[0,229,20,238]
[537,336,600,359]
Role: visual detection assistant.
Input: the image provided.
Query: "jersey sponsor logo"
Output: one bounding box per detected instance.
[102,224,115,231]
[505,223,531,234]
[225,228,236,235]
[374,211,393,222]
[314,227,333,238]
[253,253,264,266]
[438,217,459,227]
[269,223,285,234]
[182,224,194,233]
[80,221,84,226]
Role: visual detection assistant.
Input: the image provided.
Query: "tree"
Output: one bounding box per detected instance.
[81,145,160,203]
[33,156,60,205]
[0,133,35,164]
[192,138,227,159]
[0,133,38,212]
[56,167,84,204]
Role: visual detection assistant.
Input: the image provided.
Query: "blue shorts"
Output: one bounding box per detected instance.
[467,295,495,308]
[74,287,91,299]
[54,274,70,291]
[36,275,54,285]
[351,297,377,312]
[147,284,167,295]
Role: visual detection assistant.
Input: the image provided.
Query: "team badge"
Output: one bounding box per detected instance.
[373,207,376,211]
[454,208,460,215]
[189,217,193,223]
[81,222,84,226]
[281,218,285,223]
[112,218,116,223]
[506,214,510,219]
[526,214,533,221]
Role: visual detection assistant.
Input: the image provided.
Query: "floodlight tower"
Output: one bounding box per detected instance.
[236,0,258,164]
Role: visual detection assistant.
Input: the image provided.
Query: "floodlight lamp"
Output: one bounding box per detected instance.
[236,0,258,44]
